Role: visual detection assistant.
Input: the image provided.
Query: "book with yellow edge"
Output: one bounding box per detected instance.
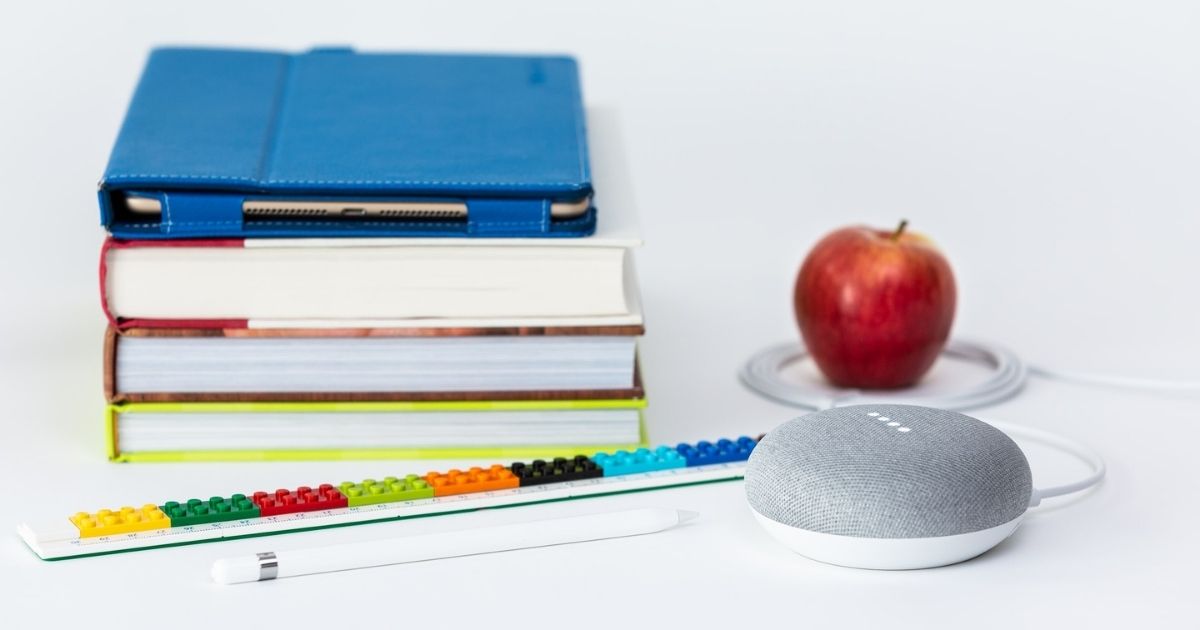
[107,399,647,462]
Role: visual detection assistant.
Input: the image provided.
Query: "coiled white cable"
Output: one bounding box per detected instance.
[740,338,1028,411]
[740,338,1117,502]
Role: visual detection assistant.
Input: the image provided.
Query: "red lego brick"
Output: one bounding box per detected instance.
[251,484,348,517]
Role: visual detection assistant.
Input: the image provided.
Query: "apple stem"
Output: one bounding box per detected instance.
[891,219,909,241]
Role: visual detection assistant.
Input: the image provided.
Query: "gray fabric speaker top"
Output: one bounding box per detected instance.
[745,404,1032,538]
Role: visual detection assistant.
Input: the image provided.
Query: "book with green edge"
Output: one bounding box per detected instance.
[106,399,648,462]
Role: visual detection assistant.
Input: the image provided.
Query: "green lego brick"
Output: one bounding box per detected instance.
[161,494,260,527]
[338,475,435,507]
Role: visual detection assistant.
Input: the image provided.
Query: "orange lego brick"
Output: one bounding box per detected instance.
[423,465,519,496]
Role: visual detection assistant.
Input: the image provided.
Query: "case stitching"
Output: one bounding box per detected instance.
[118,213,591,229]
[105,174,580,187]
[164,220,244,226]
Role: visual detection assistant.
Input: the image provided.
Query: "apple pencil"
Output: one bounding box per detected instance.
[211,507,698,585]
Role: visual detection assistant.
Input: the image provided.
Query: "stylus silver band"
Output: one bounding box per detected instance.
[256,552,278,581]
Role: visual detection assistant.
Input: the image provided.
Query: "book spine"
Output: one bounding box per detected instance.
[103,325,119,403]
[100,237,248,330]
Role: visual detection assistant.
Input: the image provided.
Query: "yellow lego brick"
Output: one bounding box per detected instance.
[70,504,170,538]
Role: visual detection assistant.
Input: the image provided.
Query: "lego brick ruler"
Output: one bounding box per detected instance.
[19,437,757,561]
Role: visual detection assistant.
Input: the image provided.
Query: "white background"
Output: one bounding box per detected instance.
[2,1,1198,627]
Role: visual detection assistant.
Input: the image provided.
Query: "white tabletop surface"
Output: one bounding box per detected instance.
[2,1,1198,627]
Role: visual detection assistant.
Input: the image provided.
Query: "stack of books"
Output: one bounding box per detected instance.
[96,48,647,461]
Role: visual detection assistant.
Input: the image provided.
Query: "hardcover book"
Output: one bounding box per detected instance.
[106,400,647,462]
[105,325,645,403]
[100,236,641,328]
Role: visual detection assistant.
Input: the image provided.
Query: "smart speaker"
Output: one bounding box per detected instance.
[745,404,1033,570]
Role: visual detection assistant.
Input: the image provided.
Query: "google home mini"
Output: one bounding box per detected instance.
[745,404,1033,570]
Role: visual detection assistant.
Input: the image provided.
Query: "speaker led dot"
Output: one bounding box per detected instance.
[867,413,880,417]
[898,427,911,432]
[878,417,890,422]
[888,422,900,427]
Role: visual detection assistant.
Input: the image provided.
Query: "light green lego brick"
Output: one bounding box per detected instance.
[338,475,435,507]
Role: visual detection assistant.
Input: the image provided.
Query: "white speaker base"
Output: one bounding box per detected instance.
[751,508,1025,570]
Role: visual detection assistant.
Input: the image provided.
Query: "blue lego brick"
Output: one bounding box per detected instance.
[592,446,686,476]
[676,437,757,466]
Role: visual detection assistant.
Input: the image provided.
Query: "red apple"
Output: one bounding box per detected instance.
[794,221,956,389]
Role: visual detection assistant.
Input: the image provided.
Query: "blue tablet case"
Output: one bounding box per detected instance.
[99,48,594,238]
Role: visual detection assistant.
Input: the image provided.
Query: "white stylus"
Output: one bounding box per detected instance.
[211,507,698,585]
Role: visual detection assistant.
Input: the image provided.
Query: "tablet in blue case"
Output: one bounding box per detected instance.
[99,48,594,239]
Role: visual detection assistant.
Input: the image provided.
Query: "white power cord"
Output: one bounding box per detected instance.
[738,338,1145,503]
[741,337,1200,412]
[984,419,1107,507]
[1029,365,1200,392]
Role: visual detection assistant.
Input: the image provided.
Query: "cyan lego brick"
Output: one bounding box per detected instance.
[593,446,686,476]
[677,437,758,466]
[161,494,260,526]
[339,475,434,507]
[510,455,602,486]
